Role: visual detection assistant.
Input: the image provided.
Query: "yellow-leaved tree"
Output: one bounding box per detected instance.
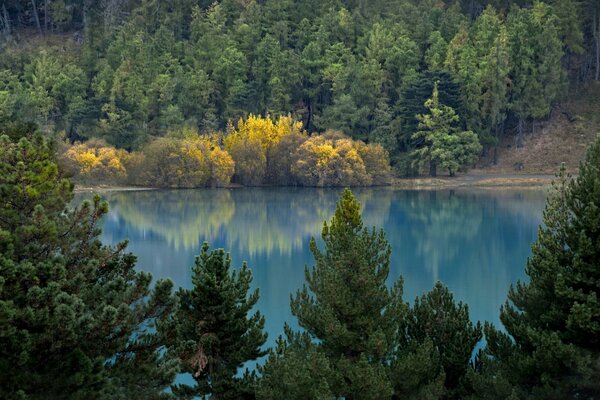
[64,138,128,183]
[138,127,234,188]
[224,114,306,185]
[291,131,386,187]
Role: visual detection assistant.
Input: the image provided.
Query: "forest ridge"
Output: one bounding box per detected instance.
[1,0,599,185]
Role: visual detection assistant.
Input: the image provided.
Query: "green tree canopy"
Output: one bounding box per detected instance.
[477,136,600,398]
[0,133,176,399]
[289,188,405,399]
[167,242,267,399]
[411,82,482,177]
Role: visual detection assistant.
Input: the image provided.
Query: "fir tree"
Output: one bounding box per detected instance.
[257,327,336,400]
[479,136,600,399]
[168,242,267,400]
[0,134,176,399]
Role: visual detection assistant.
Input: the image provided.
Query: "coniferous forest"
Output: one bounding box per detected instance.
[1,0,600,399]
[0,0,599,184]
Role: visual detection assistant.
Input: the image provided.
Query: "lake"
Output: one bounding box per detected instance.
[78,187,547,354]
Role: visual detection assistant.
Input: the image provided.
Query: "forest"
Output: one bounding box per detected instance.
[1,0,599,184]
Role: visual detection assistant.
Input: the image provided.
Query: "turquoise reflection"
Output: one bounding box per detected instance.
[76,187,546,351]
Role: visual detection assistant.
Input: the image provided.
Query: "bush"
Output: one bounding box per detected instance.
[291,133,390,187]
[64,138,129,184]
[139,135,234,188]
[267,132,308,185]
[355,141,393,185]
[225,114,307,185]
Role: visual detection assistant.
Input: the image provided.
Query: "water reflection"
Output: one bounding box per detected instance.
[75,187,546,350]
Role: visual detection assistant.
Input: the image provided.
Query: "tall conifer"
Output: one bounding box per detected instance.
[481,137,600,398]
[290,188,405,399]
[168,242,267,400]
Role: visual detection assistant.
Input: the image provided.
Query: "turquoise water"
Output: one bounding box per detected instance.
[84,187,546,353]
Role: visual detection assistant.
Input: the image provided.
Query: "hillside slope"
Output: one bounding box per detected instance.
[475,83,600,175]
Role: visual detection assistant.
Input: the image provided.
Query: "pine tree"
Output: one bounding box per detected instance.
[411,82,482,177]
[168,242,267,400]
[290,188,405,399]
[480,136,600,399]
[507,3,565,147]
[0,134,176,399]
[257,327,336,400]
[400,282,482,400]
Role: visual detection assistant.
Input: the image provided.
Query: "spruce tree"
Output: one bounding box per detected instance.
[290,188,405,399]
[0,134,176,399]
[480,136,600,399]
[168,242,267,400]
[507,3,565,147]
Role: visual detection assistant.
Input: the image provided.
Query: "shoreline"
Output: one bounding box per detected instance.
[73,174,556,193]
[391,174,556,189]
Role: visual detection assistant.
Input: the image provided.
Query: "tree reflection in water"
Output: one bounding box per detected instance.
[74,187,546,351]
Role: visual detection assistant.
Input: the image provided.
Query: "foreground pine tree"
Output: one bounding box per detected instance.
[477,137,600,399]
[168,242,267,399]
[289,188,405,399]
[258,189,481,400]
[0,134,176,399]
[397,282,482,400]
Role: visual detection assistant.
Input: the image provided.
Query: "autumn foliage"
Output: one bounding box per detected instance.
[64,116,392,188]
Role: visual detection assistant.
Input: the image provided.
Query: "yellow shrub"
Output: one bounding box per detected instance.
[225,114,307,185]
[208,147,235,186]
[267,132,308,185]
[355,141,393,185]
[65,140,128,183]
[139,134,234,188]
[291,135,372,187]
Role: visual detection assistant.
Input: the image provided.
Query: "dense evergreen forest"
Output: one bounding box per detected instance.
[1,0,599,183]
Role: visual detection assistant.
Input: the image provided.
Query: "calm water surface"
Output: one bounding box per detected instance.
[78,187,547,352]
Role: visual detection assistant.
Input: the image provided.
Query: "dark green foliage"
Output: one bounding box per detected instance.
[476,136,600,398]
[289,188,405,399]
[1,0,587,174]
[257,327,336,400]
[168,242,267,399]
[399,282,482,399]
[0,134,176,399]
[398,71,465,152]
[260,189,481,399]
[411,82,482,177]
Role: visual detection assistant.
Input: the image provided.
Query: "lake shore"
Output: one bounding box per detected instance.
[392,173,556,189]
[73,173,556,193]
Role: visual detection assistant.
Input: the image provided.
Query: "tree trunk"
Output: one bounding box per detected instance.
[594,12,600,81]
[30,0,43,35]
[44,0,48,33]
[306,98,312,133]
[493,125,499,165]
[1,3,11,38]
[429,160,437,177]
[516,118,524,148]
